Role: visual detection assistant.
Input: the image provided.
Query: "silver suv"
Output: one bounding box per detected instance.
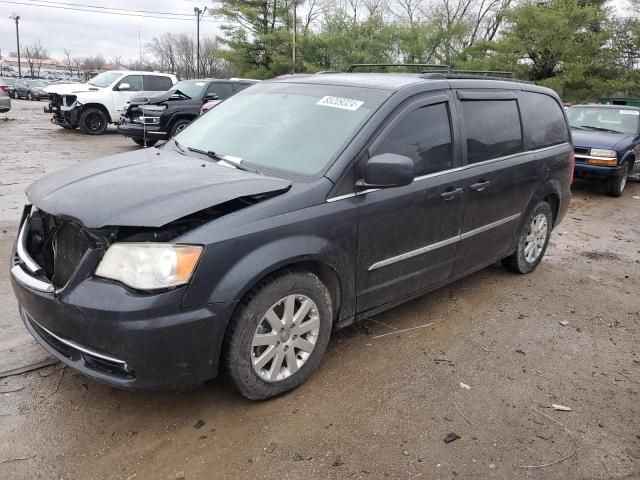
[0,78,11,113]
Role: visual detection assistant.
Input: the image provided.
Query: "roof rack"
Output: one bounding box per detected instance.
[346,63,450,73]
[450,70,516,78]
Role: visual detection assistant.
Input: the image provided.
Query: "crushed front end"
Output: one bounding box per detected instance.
[10,205,235,389]
[45,93,81,128]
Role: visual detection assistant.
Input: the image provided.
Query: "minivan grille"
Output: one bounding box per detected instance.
[53,222,90,287]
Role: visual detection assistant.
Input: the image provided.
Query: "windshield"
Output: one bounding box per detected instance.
[566,107,639,135]
[28,80,46,87]
[88,71,122,88]
[169,81,208,99]
[173,82,389,177]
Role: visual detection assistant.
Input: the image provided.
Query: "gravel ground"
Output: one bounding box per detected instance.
[0,101,639,480]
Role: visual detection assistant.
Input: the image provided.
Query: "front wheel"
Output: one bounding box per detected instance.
[170,118,191,137]
[222,270,333,400]
[606,162,630,197]
[502,201,552,274]
[79,107,108,135]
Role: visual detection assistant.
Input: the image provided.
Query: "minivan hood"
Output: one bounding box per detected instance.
[571,129,634,151]
[26,148,291,228]
[45,83,102,95]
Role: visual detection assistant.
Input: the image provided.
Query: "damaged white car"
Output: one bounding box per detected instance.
[44,71,177,134]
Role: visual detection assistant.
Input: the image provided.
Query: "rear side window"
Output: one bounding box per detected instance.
[144,75,173,91]
[520,92,569,149]
[461,99,523,164]
[373,102,454,176]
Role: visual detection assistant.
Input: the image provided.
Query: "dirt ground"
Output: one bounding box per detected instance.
[1,101,639,480]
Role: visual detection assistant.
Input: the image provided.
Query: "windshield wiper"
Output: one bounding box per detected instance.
[187,147,260,174]
[579,125,623,134]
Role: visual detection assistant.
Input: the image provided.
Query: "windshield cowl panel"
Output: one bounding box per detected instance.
[172,82,390,180]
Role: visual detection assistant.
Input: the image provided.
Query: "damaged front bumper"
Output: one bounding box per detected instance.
[10,211,236,389]
[45,95,81,127]
[118,117,169,140]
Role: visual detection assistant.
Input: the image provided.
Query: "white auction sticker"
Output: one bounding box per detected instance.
[317,96,364,111]
[619,110,639,116]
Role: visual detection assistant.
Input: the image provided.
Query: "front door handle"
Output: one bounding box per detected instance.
[440,187,463,200]
[469,180,491,191]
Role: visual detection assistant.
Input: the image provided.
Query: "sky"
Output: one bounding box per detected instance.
[0,0,632,63]
[0,0,223,62]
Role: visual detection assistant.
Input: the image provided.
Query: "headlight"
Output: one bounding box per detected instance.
[590,148,616,158]
[95,243,203,291]
[142,105,167,112]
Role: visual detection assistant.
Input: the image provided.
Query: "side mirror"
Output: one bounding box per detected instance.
[118,83,130,91]
[356,153,415,190]
[204,92,219,101]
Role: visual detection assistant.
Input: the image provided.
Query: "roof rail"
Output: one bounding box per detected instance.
[346,63,450,73]
[451,70,516,78]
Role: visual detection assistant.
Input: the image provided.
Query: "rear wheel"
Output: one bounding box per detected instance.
[132,137,158,147]
[79,107,108,135]
[222,270,333,400]
[606,162,630,197]
[502,201,552,274]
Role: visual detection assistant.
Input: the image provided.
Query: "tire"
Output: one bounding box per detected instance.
[132,137,158,147]
[502,201,553,274]
[222,270,333,400]
[606,162,630,197]
[79,107,108,135]
[170,118,191,137]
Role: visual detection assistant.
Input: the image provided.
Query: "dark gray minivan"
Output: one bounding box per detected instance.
[11,72,572,399]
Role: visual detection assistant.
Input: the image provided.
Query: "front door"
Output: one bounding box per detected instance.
[355,93,466,313]
[452,91,539,275]
[112,75,143,119]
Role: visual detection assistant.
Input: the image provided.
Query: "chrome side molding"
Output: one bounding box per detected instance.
[369,213,521,271]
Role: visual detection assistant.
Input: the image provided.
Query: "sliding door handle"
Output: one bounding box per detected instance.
[440,187,463,200]
[469,180,490,191]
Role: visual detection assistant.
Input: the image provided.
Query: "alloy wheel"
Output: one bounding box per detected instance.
[251,294,320,382]
[524,213,548,263]
[86,112,105,132]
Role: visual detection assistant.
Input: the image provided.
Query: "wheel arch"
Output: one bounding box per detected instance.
[225,257,343,327]
[80,103,112,123]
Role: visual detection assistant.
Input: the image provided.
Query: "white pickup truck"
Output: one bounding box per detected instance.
[44,71,177,134]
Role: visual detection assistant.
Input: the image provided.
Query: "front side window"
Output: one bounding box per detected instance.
[566,106,639,135]
[373,102,454,176]
[118,75,143,92]
[206,83,234,100]
[174,82,389,177]
[461,99,523,164]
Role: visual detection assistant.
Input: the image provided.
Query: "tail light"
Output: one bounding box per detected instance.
[0,86,9,95]
[569,149,575,185]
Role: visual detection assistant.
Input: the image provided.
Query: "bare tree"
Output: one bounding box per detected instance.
[24,40,49,77]
[64,49,73,76]
[72,57,82,77]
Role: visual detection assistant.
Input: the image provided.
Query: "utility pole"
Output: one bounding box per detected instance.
[292,0,297,74]
[10,13,21,78]
[138,30,142,68]
[194,6,207,78]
